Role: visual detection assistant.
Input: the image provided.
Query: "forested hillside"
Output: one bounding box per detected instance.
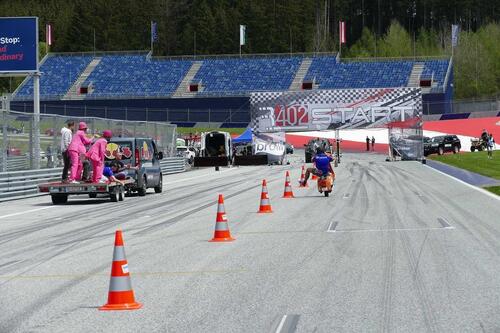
[0,0,498,98]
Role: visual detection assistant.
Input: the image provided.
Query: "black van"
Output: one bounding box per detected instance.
[106,137,164,196]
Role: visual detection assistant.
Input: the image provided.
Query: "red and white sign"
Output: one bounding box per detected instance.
[46,24,52,46]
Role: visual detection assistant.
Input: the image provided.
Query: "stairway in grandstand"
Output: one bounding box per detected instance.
[289,57,312,90]
[173,61,203,97]
[407,62,424,87]
[62,57,102,100]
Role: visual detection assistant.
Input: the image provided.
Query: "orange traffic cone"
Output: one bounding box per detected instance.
[283,171,294,198]
[99,230,142,311]
[298,165,308,188]
[258,179,273,213]
[209,194,235,242]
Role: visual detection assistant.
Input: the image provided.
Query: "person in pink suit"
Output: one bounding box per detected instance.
[87,130,112,183]
[67,122,93,183]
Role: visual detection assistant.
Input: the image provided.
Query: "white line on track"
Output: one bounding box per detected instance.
[326,221,338,233]
[425,165,500,202]
[275,315,288,333]
[0,206,53,220]
[333,227,455,233]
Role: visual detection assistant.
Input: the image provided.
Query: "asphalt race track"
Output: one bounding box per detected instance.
[0,152,499,332]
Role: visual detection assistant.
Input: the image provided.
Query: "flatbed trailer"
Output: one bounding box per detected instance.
[38,179,134,205]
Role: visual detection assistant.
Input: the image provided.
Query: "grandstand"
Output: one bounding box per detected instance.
[12,52,453,126]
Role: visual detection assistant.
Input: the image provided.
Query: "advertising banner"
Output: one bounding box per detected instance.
[250,88,423,160]
[0,17,38,73]
[250,88,422,132]
[253,132,286,156]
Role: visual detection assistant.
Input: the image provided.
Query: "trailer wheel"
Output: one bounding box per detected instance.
[51,194,68,205]
[110,189,118,202]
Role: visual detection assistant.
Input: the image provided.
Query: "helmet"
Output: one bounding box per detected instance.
[102,130,113,139]
[78,122,88,130]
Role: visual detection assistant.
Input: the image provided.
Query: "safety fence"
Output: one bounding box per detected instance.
[0,157,185,202]
[1,109,177,172]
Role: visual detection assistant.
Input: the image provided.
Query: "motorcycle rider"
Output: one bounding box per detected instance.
[300,147,335,187]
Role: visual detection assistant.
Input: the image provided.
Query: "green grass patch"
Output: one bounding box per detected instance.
[176,127,246,135]
[484,186,500,196]
[429,151,500,180]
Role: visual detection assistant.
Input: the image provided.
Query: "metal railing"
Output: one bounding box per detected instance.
[1,109,178,172]
[0,157,186,202]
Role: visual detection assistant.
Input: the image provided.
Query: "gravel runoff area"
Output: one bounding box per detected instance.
[0,152,499,332]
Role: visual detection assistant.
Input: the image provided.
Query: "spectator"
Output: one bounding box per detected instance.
[87,130,113,183]
[371,136,375,151]
[366,136,370,151]
[67,122,93,183]
[487,134,495,159]
[60,120,74,182]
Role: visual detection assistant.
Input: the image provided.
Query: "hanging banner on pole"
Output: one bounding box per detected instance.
[0,17,39,73]
[46,23,52,46]
[151,21,158,43]
[339,21,346,44]
[451,24,459,47]
[240,25,246,46]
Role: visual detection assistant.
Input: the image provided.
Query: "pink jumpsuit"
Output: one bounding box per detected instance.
[67,130,93,181]
[86,138,108,183]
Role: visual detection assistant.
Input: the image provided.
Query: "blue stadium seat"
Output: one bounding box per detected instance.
[194,57,302,95]
[84,55,192,98]
[13,53,450,100]
[15,55,92,99]
[305,58,415,89]
[421,60,449,87]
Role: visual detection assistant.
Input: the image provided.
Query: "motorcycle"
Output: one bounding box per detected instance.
[318,173,334,197]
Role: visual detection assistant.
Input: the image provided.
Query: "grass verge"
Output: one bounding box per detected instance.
[429,151,500,180]
[484,186,500,196]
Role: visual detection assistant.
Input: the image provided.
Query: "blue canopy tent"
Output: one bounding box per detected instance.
[232,128,253,144]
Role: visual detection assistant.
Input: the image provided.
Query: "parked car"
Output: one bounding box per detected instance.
[424,135,461,156]
[176,146,196,164]
[106,137,164,196]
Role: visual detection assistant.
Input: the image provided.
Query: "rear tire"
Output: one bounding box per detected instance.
[110,190,118,202]
[154,175,163,193]
[118,189,124,201]
[453,145,459,154]
[51,194,68,205]
[324,191,329,197]
[471,147,476,152]
[138,176,147,196]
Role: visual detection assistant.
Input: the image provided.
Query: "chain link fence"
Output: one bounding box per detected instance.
[1,109,176,172]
